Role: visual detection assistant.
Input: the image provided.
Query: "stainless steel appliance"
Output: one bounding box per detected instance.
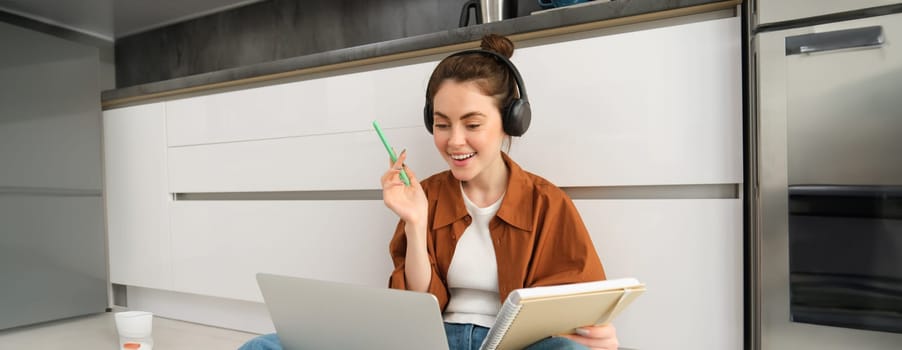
[459,0,517,27]
[749,1,902,349]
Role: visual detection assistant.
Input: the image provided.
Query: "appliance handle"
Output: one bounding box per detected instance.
[785,26,884,55]
[788,185,902,198]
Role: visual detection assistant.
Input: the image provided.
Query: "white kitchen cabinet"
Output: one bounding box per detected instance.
[164,17,740,193]
[515,16,741,187]
[168,200,398,302]
[103,103,173,289]
[167,126,442,193]
[165,59,434,147]
[578,199,743,350]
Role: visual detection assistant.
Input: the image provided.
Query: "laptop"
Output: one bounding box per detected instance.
[256,273,450,350]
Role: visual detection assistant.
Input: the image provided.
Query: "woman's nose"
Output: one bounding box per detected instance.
[448,127,466,145]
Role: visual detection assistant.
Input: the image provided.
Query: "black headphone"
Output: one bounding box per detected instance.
[423,49,531,136]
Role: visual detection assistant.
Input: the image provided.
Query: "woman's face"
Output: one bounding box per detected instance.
[431,80,507,183]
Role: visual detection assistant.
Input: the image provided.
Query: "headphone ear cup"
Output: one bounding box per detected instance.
[503,99,531,136]
[423,103,434,134]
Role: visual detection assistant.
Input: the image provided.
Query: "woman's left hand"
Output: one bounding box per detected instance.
[558,324,619,350]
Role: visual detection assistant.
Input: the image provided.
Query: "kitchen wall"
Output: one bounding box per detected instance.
[0,20,108,330]
[115,0,542,88]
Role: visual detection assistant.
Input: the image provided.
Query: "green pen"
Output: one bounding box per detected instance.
[372,120,411,186]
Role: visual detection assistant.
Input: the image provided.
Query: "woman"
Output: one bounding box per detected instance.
[381,34,619,350]
[239,34,619,350]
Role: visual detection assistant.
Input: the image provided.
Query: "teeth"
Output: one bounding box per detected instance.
[451,153,475,160]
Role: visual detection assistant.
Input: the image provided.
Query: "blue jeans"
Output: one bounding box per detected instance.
[237,333,281,350]
[238,324,588,350]
[445,322,489,350]
[524,336,590,350]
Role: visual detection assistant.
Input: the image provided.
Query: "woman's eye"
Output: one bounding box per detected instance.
[434,124,449,129]
[466,124,481,129]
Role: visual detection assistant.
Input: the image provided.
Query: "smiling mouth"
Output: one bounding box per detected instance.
[450,152,476,161]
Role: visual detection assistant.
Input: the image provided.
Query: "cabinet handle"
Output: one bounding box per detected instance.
[785,26,884,55]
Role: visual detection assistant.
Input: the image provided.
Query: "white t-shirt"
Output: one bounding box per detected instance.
[443,186,504,328]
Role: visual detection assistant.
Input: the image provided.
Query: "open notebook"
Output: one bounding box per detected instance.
[480,277,645,350]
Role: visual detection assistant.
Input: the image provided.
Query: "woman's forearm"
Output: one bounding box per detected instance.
[403,221,431,292]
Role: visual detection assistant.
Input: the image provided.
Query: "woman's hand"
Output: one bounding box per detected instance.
[559,324,619,350]
[381,150,428,228]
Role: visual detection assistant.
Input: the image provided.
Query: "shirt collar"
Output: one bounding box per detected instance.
[495,153,534,231]
[432,152,534,231]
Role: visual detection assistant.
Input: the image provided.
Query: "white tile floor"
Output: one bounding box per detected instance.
[0,311,258,349]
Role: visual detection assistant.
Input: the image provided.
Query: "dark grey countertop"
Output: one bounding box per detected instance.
[102,0,734,106]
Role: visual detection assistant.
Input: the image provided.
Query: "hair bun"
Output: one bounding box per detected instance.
[480,34,514,59]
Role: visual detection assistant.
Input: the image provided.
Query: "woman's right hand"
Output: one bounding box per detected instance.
[381,150,428,228]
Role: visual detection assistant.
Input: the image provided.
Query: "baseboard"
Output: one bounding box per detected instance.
[124,285,274,334]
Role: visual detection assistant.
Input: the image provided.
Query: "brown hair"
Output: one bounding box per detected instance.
[425,34,518,115]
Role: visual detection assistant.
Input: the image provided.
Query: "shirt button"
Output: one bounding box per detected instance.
[464,215,471,224]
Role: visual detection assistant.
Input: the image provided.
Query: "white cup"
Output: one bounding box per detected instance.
[114,311,154,350]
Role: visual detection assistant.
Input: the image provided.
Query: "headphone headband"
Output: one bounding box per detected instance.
[445,49,529,101]
[423,49,532,136]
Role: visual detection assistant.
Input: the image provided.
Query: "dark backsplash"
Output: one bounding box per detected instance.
[115,0,542,88]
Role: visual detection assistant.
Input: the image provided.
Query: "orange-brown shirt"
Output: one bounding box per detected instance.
[388,153,605,311]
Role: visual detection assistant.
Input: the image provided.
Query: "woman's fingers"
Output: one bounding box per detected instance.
[387,149,407,169]
[382,149,414,190]
[381,168,402,187]
[393,149,407,170]
[383,150,412,188]
[557,334,619,350]
[576,324,616,339]
[403,163,417,181]
[557,324,619,350]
